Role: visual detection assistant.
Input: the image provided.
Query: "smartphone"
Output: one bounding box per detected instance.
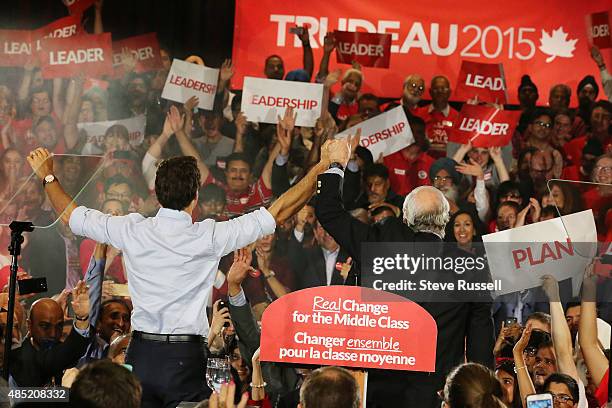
[289,26,305,36]
[526,393,553,408]
[109,283,130,297]
[17,277,48,295]
[218,300,230,327]
[504,317,518,326]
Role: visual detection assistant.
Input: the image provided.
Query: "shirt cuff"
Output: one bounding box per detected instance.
[229,288,247,307]
[257,208,277,236]
[73,322,91,338]
[293,228,304,242]
[347,160,359,173]
[324,168,345,178]
[275,153,289,166]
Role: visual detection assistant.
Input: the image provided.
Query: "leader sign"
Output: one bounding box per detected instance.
[587,11,612,49]
[449,104,520,147]
[454,61,507,103]
[334,30,392,68]
[336,106,413,158]
[40,33,113,79]
[161,59,219,110]
[241,77,323,127]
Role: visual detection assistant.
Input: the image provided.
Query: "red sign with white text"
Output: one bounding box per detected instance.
[449,104,520,147]
[112,33,163,78]
[587,11,612,49]
[0,30,33,67]
[232,0,612,105]
[40,33,113,79]
[260,286,437,372]
[334,30,392,68]
[63,0,96,16]
[33,15,83,57]
[454,61,507,104]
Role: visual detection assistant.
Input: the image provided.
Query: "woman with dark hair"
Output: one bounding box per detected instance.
[495,361,522,408]
[441,362,507,408]
[445,210,485,253]
[541,180,584,215]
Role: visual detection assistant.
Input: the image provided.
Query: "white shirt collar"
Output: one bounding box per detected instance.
[156,207,193,223]
[428,103,450,117]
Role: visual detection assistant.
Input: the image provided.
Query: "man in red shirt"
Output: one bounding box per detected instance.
[561,138,603,183]
[415,76,460,158]
[383,116,434,196]
[563,100,611,166]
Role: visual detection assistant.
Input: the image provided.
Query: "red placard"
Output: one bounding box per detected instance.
[62,0,96,16]
[40,33,113,79]
[260,286,437,372]
[334,30,392,68]
[33,15,83,56]
[232,0,612,105]
[586,11,612,49]
[449,104,521,147]
[112,33,163,77]
[0,30,33,67]
[454,61,507,104]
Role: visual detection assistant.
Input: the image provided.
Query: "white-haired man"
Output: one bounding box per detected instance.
[315,139,494,408]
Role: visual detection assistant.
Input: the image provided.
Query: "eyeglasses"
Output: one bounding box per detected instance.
[503,193,521,200]
[549,392,573,404]
[533,120,552,129]
[407,83,425,92]
[433,176,453,183]
[535,357,555,367]
[523,347,537,357]
[594,165,612,174]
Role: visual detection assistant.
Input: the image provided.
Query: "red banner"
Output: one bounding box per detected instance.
[260,286,437,372]
[0,30,33,67]
[62,0,96,16]
[449,104,521,147]
[40,33,113,79]
[587,11,612,49]
[112,33,163,78]
[33,15,83,56]
[334,30,391,68]
[454,61,507,104]
[232,0,612,105]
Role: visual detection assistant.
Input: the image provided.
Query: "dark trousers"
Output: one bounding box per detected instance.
[126,334,212,408]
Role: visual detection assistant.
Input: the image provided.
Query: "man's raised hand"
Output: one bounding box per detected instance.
[227,247,256,291]
[27,148,54,180]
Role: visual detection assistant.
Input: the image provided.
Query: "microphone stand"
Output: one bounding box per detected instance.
[2,221,33,380]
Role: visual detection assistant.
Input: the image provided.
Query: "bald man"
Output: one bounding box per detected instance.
[314,140,494,408]
[402,74,426,111]
[10,281,91,386]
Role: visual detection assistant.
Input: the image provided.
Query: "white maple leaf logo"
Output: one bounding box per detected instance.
[539,27,578,63]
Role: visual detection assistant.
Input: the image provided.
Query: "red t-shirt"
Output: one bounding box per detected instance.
[336,100,359,122]
[383,149,434,196]
[414,105,460,158]
[595,369,608,407]
[79,239,127,284]
[583,187,612,220]
[204,173,273,218]
[563,135,612,167]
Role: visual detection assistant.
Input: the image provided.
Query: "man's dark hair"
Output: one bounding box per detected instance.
[565,300,581,312]
[529,107,554,124]
[358,93,378,105]
[69,360,141,408]
[155,156,200,210]
[540,206,559,219]
[225,152,252,170]
[363,163,389,181]
[497,200,520,214]
[33,115,55,130]
[198,183,226,205]
[299,366,359,408]
[543,373,579,403]
[265,54,284,65]
[99,299,131,322]
[104,175,133,193]
[230,92,242,112]
[370,205,395,219]
[527,312,552,327]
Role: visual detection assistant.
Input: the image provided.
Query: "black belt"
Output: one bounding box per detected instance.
[133,330,205,344]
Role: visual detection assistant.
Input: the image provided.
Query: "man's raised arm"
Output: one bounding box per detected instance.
[26,148,77,225]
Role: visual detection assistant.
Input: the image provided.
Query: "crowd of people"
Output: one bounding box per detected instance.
[0,1,610,407]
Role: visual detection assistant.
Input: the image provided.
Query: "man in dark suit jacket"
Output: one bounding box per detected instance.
[314,142,494,408]
[288,220,352,290]
[10,287,91,387]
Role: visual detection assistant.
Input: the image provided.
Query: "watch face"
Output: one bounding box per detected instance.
[44,175,55,183]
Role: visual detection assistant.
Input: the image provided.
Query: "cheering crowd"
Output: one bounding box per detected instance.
[0,1,611,407]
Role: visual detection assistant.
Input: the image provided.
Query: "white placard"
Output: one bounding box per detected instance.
[336,106,413,159]
[161,58,219,110]
[241,76,323,127]
[482,209,597,296]
[77,114,146,154]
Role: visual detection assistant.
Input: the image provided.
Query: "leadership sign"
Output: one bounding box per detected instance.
[40,33,113,79]
[449,104,520,147]
[232,0,611,105]
[482,210,597,297]
[334,30,392,68]
[161,59,219,110]
[260,285,437,372]
[241,77,323,127]
[336,106,413,158]
[0,30,32,67]
[77,115,146,153]
[454,61,507,104]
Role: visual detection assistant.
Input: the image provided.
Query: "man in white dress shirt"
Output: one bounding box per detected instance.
[26,138,349,407]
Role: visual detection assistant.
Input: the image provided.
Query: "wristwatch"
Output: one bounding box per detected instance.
[42,174,57,187]
[264,270,276,279]
[328,162,344,171]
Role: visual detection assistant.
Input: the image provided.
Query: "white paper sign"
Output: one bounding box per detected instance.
[161,58,219,110]
[77,114,146,154]
[336,106,413,159]
[241,76,323,127]
[482,210,597,297]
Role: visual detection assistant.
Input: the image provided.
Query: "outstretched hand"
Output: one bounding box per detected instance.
[226,248,256,289]
[27,148,54,180]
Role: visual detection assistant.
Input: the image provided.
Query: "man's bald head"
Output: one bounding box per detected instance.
[402,186,450,238]
[28,298,64,348]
